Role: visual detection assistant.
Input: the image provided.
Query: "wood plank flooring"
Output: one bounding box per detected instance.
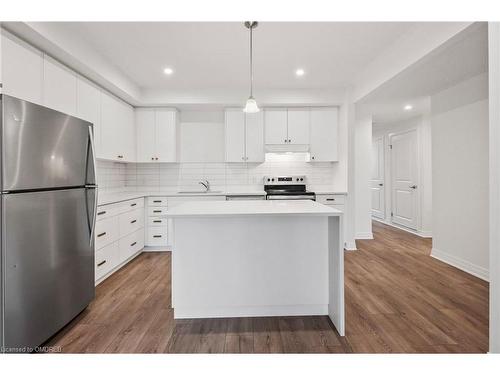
[46,220,489,353]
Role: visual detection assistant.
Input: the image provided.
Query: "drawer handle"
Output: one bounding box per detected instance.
[131,203,137,207]
[326,198,336,201]
[130,241,137,247]
[97,232,106,238]
[153,200,162,203]
[153,235,162,238]
[131,219,137,224]
[97,211,106,216]
[153,220,162,223]
[153,210,162,213]
[97,260,107,267]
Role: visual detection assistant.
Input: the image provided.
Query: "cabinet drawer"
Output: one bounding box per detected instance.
[96,204,119,221]
[146,227,168,247]
[147,197,168,207]
[148,217,167,226]
[316,194,346,205]
[119,229,144,263]
[119,208,144,237]
[147,206,168,216]
[95,241,119,281]
[95,217,119,250]
[121,198,144,212]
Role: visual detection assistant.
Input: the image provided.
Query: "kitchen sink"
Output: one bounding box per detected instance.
[177,190,223,194]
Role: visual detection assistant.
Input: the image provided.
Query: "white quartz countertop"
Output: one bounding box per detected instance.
[166,200,343,217]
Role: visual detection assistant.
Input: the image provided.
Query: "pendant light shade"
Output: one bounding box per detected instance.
[243,21,259,113]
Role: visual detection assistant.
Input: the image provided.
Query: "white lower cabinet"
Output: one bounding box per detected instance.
[94,198,145,284]
[316,193,348,248]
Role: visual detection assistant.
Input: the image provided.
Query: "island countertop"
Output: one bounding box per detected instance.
[166,199,343,217]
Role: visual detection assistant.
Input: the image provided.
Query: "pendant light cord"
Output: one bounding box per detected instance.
[250,24,254,97]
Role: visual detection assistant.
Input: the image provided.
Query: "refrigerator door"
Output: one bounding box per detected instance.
[1,188,94,350]
[1,95,92,191]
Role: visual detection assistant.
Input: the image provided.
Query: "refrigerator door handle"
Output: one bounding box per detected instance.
[88,187,98,246]
[86,124,97,187]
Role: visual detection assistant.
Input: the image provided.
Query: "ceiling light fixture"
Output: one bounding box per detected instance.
[404,104,413,111]
[243,21,259,113]
[163,67,174,75]
[295,68,305,77]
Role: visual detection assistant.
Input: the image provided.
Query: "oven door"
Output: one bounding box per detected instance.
[266,194,316,201]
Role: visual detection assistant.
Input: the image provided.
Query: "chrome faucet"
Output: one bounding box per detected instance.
[199,179,210,192]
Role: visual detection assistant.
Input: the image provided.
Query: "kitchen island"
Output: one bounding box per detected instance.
[167,200,344,335]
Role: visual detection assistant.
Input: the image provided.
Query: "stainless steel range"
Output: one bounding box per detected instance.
[264,175,316,201]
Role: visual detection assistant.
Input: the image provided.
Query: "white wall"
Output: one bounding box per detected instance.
[488,21,500,354]
[354,113,373,240]
[431,73,489,280]
[372,113,432,236]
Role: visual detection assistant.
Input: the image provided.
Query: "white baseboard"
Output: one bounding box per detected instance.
[355,232,373,240]
[372,217,432,238]
[344,241,357,251]
[431,247,489,281]
[143,246,171,252]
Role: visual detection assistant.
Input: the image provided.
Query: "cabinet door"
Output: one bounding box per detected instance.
[100,92,120,160]
[1,33,43,105]
[225,110,246,162]
[287,109,310,144]
[135,109,156,162]
[245,111,265,162]
[310,108,338,161]
[121,103,136,162]
[43,56,77,116]
[156,109,177,162]
[77,78,102,156]
[264,109,287,144]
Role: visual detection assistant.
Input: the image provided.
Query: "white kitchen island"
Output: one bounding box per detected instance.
[167,200,345,335]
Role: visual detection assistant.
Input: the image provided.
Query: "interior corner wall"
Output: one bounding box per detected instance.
[354,113,373,240]
[431,73,489,281]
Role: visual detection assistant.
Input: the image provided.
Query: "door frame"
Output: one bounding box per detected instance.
[387,127,422,232]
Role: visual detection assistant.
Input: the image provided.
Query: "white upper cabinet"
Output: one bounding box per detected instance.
[1,33,43,105]
[120,102,136,162]
[155,109,178,162]
[77,78,102,156]
[225,110,246,162]
[225,109,264,163]
[310,108,339,162]
[136,109,156,162]
[43,56,77,116]
[136,108,178,163]
[244,111,264,162]
[287,109,310,144]
[264,109,288,144]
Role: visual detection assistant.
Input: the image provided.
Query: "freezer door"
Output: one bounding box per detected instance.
[1,95,92,191]
[1,188,94,350]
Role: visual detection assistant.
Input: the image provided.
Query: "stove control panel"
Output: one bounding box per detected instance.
[264,175,307,185]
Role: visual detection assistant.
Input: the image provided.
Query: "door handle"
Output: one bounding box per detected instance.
[410,185,417,189]
[379,183,384,186]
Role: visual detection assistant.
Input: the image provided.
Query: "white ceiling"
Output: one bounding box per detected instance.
[360,22,488,124]
[55,22,422,91]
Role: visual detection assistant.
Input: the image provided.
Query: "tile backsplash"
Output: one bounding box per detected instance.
[97,160,341,192]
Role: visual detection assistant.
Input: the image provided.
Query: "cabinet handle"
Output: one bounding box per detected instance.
[153,210,162,213]
[117,155,123,159]
[97,211,106,216]
[326,198,336,201]
[130,241,137,247]
[97,260,107,267]
[153,235,162,238]
[153,220,162,223]
[131,203,137,207]
[153,200,162,203]
[97,232,106,238]
[131,219,137,224]
[311,156,315,160]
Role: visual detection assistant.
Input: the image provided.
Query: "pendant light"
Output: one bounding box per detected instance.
[243,21,260,113]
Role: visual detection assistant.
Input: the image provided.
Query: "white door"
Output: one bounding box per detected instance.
[156,110,178,162]
[390,130,418,229]
[245,111,265,162]
[264,109,287,144]
[225,110,246,162]
[371,137,385,219]
[135,109,156,162]
[287,109,310,144]
[310,108,338,161]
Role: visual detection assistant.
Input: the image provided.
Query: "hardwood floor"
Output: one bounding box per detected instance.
[47,220,489,353]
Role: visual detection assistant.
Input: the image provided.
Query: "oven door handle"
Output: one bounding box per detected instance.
[266,195,316,201]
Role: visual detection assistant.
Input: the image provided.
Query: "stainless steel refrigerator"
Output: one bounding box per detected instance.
[0,94,97,352]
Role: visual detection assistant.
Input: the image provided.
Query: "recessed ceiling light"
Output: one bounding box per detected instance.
[295,68,305,77]
[163,67,174,75]
[404,104,413,111]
